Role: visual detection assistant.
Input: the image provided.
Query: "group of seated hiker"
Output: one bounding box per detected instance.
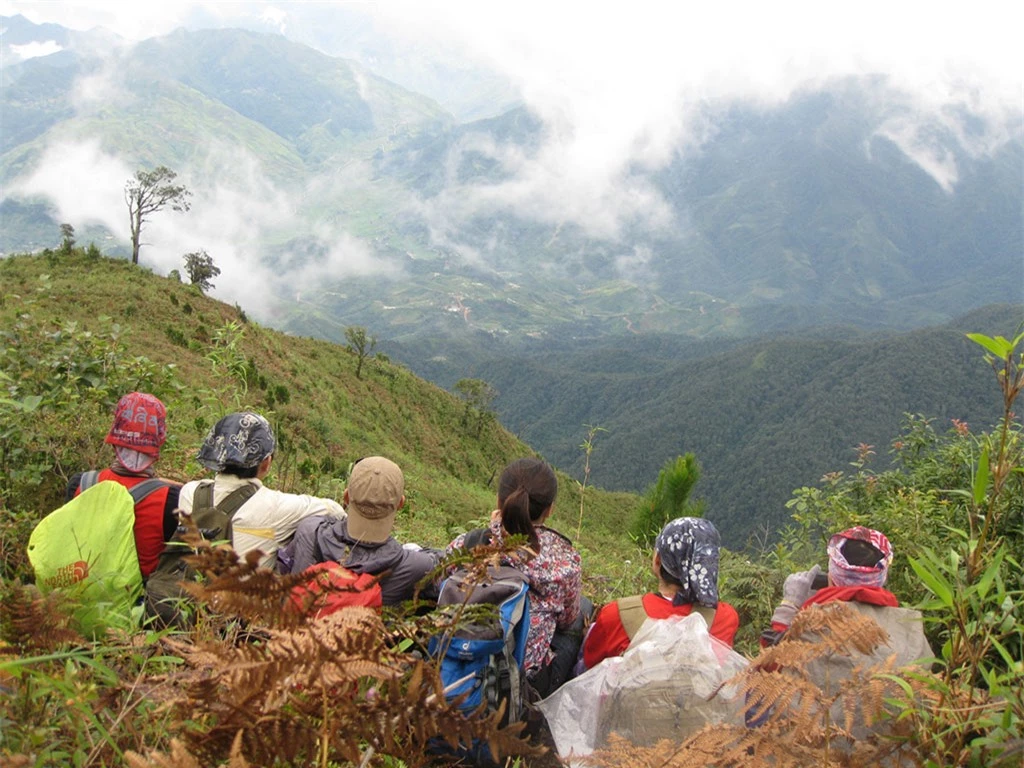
[57,391,929,708]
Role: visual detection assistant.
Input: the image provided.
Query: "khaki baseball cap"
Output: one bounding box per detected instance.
[345,456,404,543]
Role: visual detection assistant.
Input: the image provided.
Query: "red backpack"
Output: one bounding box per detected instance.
[287,562,383,618]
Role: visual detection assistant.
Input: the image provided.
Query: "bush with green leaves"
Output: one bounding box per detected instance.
[0,276,178,545]
[630,453,706,548]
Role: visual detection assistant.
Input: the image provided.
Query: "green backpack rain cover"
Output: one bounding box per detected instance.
[28,480,143,637]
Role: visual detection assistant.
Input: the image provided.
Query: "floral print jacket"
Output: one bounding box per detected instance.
[448,520,582,673]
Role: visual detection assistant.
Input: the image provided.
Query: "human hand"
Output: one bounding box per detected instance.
[771,564,823,628]
[783,564,823,606]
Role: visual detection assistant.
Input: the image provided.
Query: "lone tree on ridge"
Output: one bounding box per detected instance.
[183,250,221,293]
[344,325,377,380]
[124,166,191,264]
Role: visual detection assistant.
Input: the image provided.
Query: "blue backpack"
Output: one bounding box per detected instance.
[430,549,530,727]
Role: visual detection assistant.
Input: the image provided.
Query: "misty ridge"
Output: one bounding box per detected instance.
[1,13,1020,342]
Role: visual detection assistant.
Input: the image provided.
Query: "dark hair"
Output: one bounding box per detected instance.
[497,458,558,553]
[842,539,883,568]
[659,565,683,588]
[221,462,260,479]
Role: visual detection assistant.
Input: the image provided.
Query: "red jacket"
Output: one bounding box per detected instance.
[71,469,180,577]
[764,585,900,642]
[583,593,740,670]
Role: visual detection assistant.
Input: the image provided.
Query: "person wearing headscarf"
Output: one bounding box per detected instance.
[753,527,932,739]
[582,517,739,671]
[762,526,899,646]
[66,392,180,577]
[176,411,345,569]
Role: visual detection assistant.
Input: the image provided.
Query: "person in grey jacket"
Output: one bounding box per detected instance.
[284,456,440,605]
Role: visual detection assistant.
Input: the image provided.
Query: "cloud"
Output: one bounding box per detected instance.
[6,136,403,318]
[9,139,133,233]
[3,0,1019,267]
[411,128,674,251]
[8,40,63,60]
[353,0,1021,238]
[258,6,287,35]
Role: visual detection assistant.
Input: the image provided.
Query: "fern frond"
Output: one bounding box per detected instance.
[0,582,83,651]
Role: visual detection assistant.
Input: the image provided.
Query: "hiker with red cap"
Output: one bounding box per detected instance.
[67,392,181,577]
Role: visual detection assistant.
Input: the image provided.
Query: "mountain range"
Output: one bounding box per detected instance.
[2,15,1021,544]
[2,15,1020,341]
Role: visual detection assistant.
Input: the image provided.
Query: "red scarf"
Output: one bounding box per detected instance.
[802,585,899,609]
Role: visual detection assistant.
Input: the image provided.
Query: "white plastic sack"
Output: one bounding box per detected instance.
[536,612,748,762]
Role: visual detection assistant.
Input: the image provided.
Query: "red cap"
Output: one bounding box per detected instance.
[104,392,167,456]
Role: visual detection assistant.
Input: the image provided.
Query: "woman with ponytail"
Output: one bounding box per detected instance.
[447,458,582,697]
[581,516,738,670]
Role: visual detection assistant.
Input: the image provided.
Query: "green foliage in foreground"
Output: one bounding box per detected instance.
[630,453,706,548]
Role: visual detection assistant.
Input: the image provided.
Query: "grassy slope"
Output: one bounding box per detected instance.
[0,252,640,598]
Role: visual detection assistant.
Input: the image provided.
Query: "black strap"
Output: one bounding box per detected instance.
[78,470,102,492]
[129,478,168,504]
[464,527,493,549]
[80,471,167,504]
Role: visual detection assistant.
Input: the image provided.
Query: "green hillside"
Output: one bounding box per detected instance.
[0,252,638,592]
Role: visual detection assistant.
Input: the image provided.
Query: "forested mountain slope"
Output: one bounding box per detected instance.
[387,304,1023,545]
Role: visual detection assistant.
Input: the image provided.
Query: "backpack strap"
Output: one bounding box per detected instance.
[193,480,214,512]
[617,595,648,640]
[693,604,717,626]
[618,595,718,641]
[463,527,493,549]
[210,483,258,541]
[78,470,102,493]
[128,478,168,504]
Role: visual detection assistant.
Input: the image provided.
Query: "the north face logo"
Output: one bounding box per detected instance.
[43,560,90,588]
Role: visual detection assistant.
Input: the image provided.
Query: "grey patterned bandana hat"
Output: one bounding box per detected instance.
[197,412,276,471]
[655,517,721,608]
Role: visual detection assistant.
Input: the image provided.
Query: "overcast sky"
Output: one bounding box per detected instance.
[2,1,1020,306]
[5,1,1020,106]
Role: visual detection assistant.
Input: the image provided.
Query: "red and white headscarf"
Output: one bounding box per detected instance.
[827,526,893,588]
[105,392,167,472]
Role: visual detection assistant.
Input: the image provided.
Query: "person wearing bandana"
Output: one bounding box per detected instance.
[761,526,926,648]
[754,527,932,738]
[67,392,180,577]
[582,517,739,671]
[177,411,345,569]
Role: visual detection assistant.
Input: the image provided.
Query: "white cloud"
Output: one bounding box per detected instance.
[9,139,133,234]
[5,136,402,318]
[259,6,286,35]
[2,0,1019,260]
[8,40,63,59]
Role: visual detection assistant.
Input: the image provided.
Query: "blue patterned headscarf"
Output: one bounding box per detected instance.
[197,412,276,471]
[655,517,721,608]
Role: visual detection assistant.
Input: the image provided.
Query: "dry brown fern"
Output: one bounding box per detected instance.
[586,602,926,768]
[141,544,540,767]
[0,581,83,652]
[126,732,251,768]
